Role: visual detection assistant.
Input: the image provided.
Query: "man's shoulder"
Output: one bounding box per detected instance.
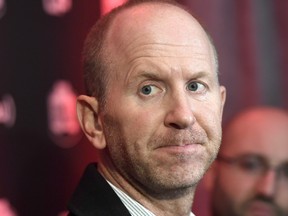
[67,163,131,216]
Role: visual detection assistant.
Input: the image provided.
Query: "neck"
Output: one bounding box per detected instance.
[98,161,195,216]
[144,192,194,216]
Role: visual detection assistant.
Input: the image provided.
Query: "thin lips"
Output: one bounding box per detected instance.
[249,201,275,215]
[153,130,207,149]
[156,141,204,148]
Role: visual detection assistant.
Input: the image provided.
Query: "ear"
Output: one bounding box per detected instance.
[219,85,226,118]
[76,95,106,149]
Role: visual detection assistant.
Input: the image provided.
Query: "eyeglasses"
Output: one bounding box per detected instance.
[217,154,288,183]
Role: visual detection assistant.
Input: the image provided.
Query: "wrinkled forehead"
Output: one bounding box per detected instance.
[106,3,211,52]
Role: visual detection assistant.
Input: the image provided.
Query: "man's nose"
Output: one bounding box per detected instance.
[255,170,277,197]
[164,93,195,129]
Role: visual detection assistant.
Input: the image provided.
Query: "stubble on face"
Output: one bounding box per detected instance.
[101,111,221,199]
[212,178,287,216]
[96,2,224,202]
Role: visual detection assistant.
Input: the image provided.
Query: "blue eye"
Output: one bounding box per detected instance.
[188,81,205,92]
[141,85,153,95]
[140,84,161,96]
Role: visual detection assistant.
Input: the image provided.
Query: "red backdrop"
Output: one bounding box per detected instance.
[0,0,287,215]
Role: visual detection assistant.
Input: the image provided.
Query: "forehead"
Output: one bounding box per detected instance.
[106,3,212,57]
[222,110,288,163]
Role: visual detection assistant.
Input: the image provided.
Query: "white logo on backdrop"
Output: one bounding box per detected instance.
[0,0,6,19]
[0,94,16,128]
[42,0,72,16]
[47,80,82,148]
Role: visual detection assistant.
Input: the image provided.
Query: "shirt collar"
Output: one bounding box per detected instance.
[107,180,195,216]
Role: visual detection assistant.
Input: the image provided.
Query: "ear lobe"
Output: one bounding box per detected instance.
[76,95,106,149]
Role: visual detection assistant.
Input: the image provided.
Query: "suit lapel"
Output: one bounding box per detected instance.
[68,163,131,216]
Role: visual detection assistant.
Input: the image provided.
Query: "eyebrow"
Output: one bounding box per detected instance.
[136,71,162,80]
[125,68,214,88]
[137,69,210,79]
[125,70,161,87]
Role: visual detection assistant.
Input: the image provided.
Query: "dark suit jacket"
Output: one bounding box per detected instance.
[68,163,131,216]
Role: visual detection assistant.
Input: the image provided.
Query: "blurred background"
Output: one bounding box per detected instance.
[0,0,287,215]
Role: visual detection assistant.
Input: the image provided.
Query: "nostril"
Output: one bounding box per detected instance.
[169,123,183,130]
[165,110,195,130]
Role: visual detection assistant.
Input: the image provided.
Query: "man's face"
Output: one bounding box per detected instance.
[100,4,226,195]
[211,110,288,216]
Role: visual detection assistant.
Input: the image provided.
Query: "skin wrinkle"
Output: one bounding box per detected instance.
[117,33,216,68]
[77,2,226,216]
[122,52,216,104]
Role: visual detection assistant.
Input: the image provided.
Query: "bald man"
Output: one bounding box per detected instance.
[68,0,226,215]
[204,107,288,216]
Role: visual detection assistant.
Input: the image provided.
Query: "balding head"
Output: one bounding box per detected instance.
[207,106,288,216]
[73,1,226,215]
[221,107,288,158]
[82,0,218,106]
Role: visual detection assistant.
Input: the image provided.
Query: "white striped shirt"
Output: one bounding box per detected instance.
[107,181,195,216]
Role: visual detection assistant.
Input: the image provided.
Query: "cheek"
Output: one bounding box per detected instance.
[196,104,222,141]
[114,105,162,145]
[276,189,288,211]
[219,171,255,203]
